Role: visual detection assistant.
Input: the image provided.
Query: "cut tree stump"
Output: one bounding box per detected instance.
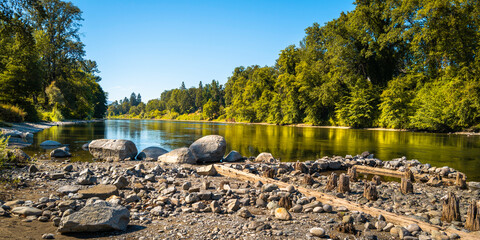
[405,168,415,182]
[278,196,293,210]
[372,175,382,185]
[348,166,357,182]
[262,168,276,179]
[213,164,479,240]
[363,182,378,201]
[466,200,480,231]
[338,173,350,193]
[303,174,314,185]
[400,177,413,194]
[441,192,461,223]
[456,173,467,189]
[325,172,338,191]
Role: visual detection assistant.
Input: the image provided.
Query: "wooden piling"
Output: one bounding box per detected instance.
[441,192,461,223]
[363,182,378,201]
[466,200,480,231]
[338,173,350,193]
[400,177,413,194]
[325,172,338,191]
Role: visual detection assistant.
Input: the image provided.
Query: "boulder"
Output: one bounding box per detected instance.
[58,201,129,233]
[158,147,196,164]
[50,147,72,158]
[137,146,168,160]
[223,150,243,162]
[189,135,226,163]
[40,140,62,148]
[8,149,30,162]
[196,165,217,176]
[11,206,42,216]
[78,184,119,199]
[275,207,292,220]
[255,152,275,162]
[88,139,137,161]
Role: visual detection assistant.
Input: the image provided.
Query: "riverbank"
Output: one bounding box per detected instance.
[0,120,104,148]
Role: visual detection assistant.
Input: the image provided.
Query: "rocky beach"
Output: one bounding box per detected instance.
[0,131,479,240]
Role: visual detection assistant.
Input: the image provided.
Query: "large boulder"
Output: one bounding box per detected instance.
[58,201,129,233]
[8,149,30,162]
[189,135,226,163]
[137,146,168,160]
[88,139,137,161]
[158,147,196,164]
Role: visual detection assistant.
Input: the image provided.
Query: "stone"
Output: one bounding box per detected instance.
[262,183,278,192]
[50,147,71,158]
[63,164,73,172]
[342,215,353,223]
[57,185,81,195]
[189,135,226,163]
[323,204,333,213]
[124,194,140,203]
[398,227,411,239]
[286,185,295,193]
[113,176,129,189]
[12,206,42,216]
[255,152,275,162]
[182,181,192,191]
[40,140,62,148]
[28,165,38,173]
[310,227,325,237]
[290,205,303,213]
[227,199,240,212]
[88,139,138,161]
[136,146,168,160]
[78,184,119,199]
[237,207,252,218]
[77,174,97,185]
[185,193,199,204]
[158,147,196,164]
[211,201,221,213]
[58,201,129,233]
[275,207,292,221]
[223,150,243,162]
[313,207,324,213]
[196,165,217,176]
[42,233,55,239]
[383,223,394,232]
[9,149,30,162]
[406,223,421,233]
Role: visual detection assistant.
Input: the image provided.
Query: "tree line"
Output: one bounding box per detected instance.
[109,0,480,132]
[0,0,107,122]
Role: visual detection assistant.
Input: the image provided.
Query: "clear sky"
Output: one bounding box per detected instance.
[70,0,355,102]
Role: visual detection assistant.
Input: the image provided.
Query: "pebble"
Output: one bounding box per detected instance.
[309,227,325,237]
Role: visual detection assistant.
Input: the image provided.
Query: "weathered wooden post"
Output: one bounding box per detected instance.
[338,173,350,193]
[303,174,314,185]
[441,192,461,223]
[405,168,415,182]
[278,196,293,210]
[455,172,467,190]
[363,182,378,201]
[466,200,480,231]
[348,166,357,182]
[325,172,338,191]
[372,175,382,185]
[262,168,276,179]
[400,177,413,194]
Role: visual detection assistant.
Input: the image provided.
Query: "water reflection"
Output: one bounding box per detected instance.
[24,119,480,181]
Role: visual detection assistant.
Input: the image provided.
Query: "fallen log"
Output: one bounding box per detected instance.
[213,164,479,240]
[355,165,457,185]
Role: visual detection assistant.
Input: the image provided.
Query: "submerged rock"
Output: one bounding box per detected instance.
[189,135,226,163]
[40,140,62,148]
[58,201,129,233]
[88,139,137,161]
[137,146,168,160]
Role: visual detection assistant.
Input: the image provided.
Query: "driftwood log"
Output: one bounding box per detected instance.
[278,196,293,210]
[456,173,467,189]
[400,177,413,194]
[363,182,378,201]
[348,166,357,182]
[325,172,338,191]
[303,174,314,185]
[354,165,456,185]
[338,173,350,193]
[466,200,480,231]
[213,164,479,240]
[441,192,461,223]
[372,175,382,185]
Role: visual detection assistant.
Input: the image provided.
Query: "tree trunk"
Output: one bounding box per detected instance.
[262,168,275,179]
[338,173,350,193]
[441,192,461,223]
[278,196,293,210]
[363,182,378,201]
[456,173,467,190]
[325,172,338,191]
[348,166,357,182]
[372,175,382,185]
[303,174,314,185]
[400,177,413,194]
[465,200,480,231]
[405,168,415,182]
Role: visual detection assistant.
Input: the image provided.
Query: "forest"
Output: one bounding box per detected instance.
[0,0,107,122]
[113,0,478,132]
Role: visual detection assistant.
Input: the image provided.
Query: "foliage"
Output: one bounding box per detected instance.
[0,104,26,122]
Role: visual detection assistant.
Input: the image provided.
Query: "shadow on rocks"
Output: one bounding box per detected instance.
[60,225,147,239]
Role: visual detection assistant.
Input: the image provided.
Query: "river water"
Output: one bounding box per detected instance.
[23,119,480,181]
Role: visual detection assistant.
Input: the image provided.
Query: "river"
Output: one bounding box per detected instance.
[23,119,480,181]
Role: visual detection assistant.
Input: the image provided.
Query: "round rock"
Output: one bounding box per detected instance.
[137,146,168,160]
[189,135,226,163]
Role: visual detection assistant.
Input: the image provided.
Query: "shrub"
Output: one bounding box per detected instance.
[0,104,26,122]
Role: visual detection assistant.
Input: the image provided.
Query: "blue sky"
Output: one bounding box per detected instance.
[70,0,355,102]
